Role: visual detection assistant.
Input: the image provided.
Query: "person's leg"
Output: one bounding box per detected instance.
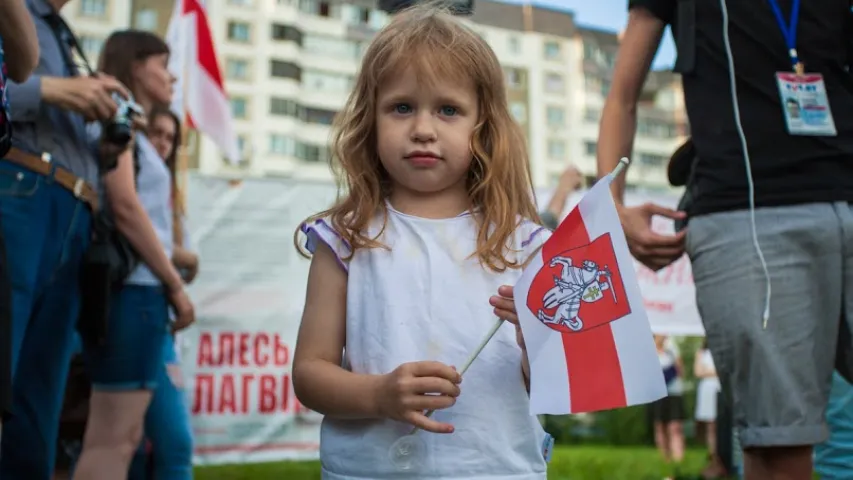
[687,203,843,480]
[146,335,194,480]
[74,286,169,480]
[814,372,853,479]
[0,176,91,479]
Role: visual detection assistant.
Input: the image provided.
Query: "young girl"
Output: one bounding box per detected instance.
[292,5,550,479]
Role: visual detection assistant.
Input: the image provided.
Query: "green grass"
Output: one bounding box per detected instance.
[194,446,713,480]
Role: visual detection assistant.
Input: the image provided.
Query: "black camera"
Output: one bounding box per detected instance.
[103,93,144,146]
[97,93,144,172]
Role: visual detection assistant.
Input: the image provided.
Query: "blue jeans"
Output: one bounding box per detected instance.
[83,285,169,390]
[815,372,853,479]
[142,334,194,479]
[0,161,92,479]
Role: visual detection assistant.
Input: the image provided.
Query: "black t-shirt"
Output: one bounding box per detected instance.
[629,0,853,215]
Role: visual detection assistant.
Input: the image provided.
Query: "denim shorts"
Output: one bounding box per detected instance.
[83,285,169,390]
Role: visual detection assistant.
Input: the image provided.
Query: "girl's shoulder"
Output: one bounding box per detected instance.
[513,217,551,264]
[300,216,354,272]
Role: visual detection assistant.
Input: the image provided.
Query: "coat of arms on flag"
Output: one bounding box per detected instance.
[514,161,667,415]
[527,233,631,334]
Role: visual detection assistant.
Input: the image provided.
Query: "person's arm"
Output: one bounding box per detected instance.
[291,243,383,419]
[596,5,668,203]
[693,351,710,378]
[103,150,184,293]
[0,0,39,82]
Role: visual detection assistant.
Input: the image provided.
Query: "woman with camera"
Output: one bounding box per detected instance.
[72,30,195,480]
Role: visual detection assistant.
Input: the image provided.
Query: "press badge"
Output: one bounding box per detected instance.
[775,72,837,136]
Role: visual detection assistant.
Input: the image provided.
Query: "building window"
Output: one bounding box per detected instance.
[80,0,106,17]
[134,9,158,30]
[343,5,370,25]
[544,73,564,94]
[229,0,253,5]
[227,21,251,42]
[79,36,104,61]
[304,107,337,125]
[226,59,250,80]
[546,106,564,127]
[505,68,524,88]
[231,98,248,119]
[639,153,667,167]
[269,134,295,155]
[302,70,353,93]
[584,108,600,123]
[299,0,334,17]
[271,23,303,44]
[585,141,597,156]
[547,140,566,160]
[508,36,521,54]
[303,35,360,59]
[543,41,561,60]
[270,97,300,116]
[270,60,301,80]
[296,142,330,163]
[509,103,526,123]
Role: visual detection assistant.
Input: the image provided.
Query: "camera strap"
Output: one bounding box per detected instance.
[42,11,95,78]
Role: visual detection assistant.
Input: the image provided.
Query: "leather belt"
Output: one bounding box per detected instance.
[4,147,99,212]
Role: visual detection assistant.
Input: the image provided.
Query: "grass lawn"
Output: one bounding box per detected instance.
[194,445,714,480]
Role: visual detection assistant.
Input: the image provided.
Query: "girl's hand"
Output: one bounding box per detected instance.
[376,361,462,433]
[490,286,531,389]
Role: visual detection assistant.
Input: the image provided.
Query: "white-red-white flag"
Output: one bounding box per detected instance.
[165,0,240,164]
[514,174,667,415]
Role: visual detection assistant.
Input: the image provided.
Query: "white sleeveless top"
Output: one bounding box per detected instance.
[301,204,550,480]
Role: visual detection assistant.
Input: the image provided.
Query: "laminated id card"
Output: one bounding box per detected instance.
[775,72,837,136]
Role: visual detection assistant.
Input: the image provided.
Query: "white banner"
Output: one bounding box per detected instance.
[179,176,702,465]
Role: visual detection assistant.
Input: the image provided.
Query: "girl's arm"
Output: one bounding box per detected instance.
[291,243,385,419]
[104,149,184,293]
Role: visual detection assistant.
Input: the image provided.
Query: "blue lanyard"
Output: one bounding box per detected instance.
[766,0,802,72]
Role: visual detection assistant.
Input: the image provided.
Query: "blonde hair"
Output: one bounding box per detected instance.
[296,2,541,272]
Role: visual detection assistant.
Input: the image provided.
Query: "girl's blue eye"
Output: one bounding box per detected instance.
[440,106,457,116]
[394,104,412,114]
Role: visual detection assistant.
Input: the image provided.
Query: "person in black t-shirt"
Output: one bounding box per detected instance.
[597,1,853,478]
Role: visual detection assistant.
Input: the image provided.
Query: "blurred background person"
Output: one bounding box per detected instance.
[0,0,43,429]
[0,0,133,476]
[694,339,725,478]
[73,30,194,480]
[138,104,196,480]
[649,334,685,465]
[539,165,583,230]
[814,372,853,480]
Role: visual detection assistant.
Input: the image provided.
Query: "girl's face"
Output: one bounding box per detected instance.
[149,114,177,160]
[133,53,175,106]
[375,67,478,216]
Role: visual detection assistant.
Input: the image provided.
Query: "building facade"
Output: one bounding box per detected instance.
[59,0,686,191]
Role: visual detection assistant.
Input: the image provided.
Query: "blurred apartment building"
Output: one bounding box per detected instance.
[59,0,687,192]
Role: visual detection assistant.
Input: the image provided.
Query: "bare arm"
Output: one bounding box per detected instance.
[292,243,383,419]
[596,7,666,203]
[104,150,184,293]
[0,0,39,82]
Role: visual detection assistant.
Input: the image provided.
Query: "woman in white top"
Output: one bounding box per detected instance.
[292,5,551,479]
[694,340,725,478]
[649,335,686,464]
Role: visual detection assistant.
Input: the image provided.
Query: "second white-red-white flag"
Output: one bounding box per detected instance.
[514,174,667,415]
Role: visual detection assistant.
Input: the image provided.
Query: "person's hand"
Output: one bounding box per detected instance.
[376,361,461,433]
[557,166,583,192]
[168,287,195,333]
[618,202,686,271]
[42,74,130,122]
[490,285,530,386]
[181,253,200,284]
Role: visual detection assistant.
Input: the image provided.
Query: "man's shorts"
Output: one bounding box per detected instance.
[686,202,853,448]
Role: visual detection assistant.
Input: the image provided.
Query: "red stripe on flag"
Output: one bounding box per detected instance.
[183,0,226,89]
[543,208,627,413]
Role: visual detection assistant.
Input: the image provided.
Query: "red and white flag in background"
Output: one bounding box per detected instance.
[165,0,241,164]
[514,173,666,415]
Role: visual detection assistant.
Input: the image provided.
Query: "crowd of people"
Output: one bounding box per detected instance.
[0,0,198,478]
